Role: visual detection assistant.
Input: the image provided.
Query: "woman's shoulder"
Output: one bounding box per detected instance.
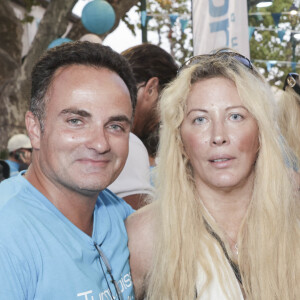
[126,201,157,231]
[125,202,158,299]
[125,202,158,254]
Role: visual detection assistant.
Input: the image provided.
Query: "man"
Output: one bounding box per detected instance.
[0,41,137,299]
[5,133,32,176]
[108,44,178,209]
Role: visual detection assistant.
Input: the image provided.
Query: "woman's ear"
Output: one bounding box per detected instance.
[25,111,41,150]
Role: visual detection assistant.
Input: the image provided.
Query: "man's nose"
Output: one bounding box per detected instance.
[86,126,111,154]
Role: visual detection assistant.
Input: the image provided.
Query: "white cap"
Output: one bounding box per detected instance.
[79,33,102,44]
[7,134,32,153]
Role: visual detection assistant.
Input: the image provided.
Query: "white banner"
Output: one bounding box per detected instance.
[192,0,250,58]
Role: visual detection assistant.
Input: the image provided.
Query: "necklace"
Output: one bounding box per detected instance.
[204,219,242,285]
[234,243,239,256]
[226,233,239,256]
[218,224,239,256]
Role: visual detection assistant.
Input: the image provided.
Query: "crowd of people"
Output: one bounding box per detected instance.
[0,40,299,300]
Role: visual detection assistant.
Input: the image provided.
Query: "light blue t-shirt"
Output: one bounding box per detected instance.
[5,159,20,177]
[0,174,135,300]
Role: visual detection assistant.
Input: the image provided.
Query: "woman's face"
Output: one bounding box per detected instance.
[180,77,259,192]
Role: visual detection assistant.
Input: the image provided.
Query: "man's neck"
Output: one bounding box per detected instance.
[25,165,98,236]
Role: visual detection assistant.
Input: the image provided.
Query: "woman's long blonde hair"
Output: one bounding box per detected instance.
[277,83,300,163]
[146,54,300,299]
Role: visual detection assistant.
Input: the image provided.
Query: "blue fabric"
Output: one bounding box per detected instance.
[5,159,20,177]
[0,174,135,299]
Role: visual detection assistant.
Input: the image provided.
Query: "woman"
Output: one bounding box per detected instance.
[126,50,300,299]
[277,72,300,164]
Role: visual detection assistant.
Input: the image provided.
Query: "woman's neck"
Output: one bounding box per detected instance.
[197,179,253,244]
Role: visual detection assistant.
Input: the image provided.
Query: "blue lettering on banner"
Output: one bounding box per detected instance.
[231,12,235,22]
[209,0,229,17]
[210,19,229,46]
[208,0,238,48]
[232,37,238,47]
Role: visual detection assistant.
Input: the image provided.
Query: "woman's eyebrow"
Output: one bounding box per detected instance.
[187,108,208,116]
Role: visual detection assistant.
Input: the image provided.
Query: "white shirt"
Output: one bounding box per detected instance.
[108,133,155,198]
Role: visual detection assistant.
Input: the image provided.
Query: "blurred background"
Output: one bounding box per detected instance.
[0,0,299,154]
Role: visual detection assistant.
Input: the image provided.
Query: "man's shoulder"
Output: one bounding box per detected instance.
[97,189,134,218]
[0,175,26,210]
[0,175,42,235]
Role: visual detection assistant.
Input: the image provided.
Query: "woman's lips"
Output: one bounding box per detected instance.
[208,156,235,168]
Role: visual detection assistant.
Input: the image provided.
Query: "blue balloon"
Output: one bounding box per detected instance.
[81,0,116,35]
[48,38,73,49]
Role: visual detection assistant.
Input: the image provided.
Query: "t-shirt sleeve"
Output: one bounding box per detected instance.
[0,244,29,299]
[100,189,135,219]
[119,196,135,217]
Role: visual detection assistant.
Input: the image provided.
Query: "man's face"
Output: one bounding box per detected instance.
[35,65,132,196]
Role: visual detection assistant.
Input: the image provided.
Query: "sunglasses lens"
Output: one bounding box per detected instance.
[179,51,252,73]
[233,55,253,69]
[180,56,208,71]
[284,73,299,91]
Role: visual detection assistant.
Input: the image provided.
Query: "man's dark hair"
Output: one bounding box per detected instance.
[121,43,178,157]
[30,41,137,130]
[121,43,178,90]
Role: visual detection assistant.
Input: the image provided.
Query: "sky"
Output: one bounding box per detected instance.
[73,0,146,54]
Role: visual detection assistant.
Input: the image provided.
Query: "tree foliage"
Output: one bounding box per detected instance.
[249,0,300,88]
[0,0,139,150]
[0,0,299,150]
[144,0,193,64]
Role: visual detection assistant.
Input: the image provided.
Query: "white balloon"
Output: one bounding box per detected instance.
[79,33,102,44]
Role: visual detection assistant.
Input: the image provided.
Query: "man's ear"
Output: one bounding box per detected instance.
[144,77,159,104]
[25,111,41,150]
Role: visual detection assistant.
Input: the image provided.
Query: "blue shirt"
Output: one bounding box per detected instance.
[5,159,20,177]
[0,174,135,299]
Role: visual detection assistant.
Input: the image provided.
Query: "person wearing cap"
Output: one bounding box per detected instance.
[5,133,32,177]
[0,160,10,181]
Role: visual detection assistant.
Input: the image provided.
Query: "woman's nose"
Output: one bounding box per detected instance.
[211,121,228,146]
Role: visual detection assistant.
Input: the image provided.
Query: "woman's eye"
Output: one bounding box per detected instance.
[194,116,206,124]
[229,113,243,121]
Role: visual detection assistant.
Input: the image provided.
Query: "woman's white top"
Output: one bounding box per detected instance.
[195,243,244,300]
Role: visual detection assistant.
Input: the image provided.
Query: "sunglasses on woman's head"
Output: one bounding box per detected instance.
[179,49,253,73]
[283,73,300,96]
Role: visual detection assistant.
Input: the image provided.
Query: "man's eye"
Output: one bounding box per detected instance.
[108,124,124,131]
[68,119,82,125]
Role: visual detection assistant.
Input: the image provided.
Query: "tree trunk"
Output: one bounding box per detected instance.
[0,0,139,151]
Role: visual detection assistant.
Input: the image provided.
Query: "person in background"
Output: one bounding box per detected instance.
[0,41,136,299]
[0,160,10,181]
[108,44,178,209]
[126,50,300,299]
[122,43,178,166]
[277,72,300,165]
[5,133,32,176]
